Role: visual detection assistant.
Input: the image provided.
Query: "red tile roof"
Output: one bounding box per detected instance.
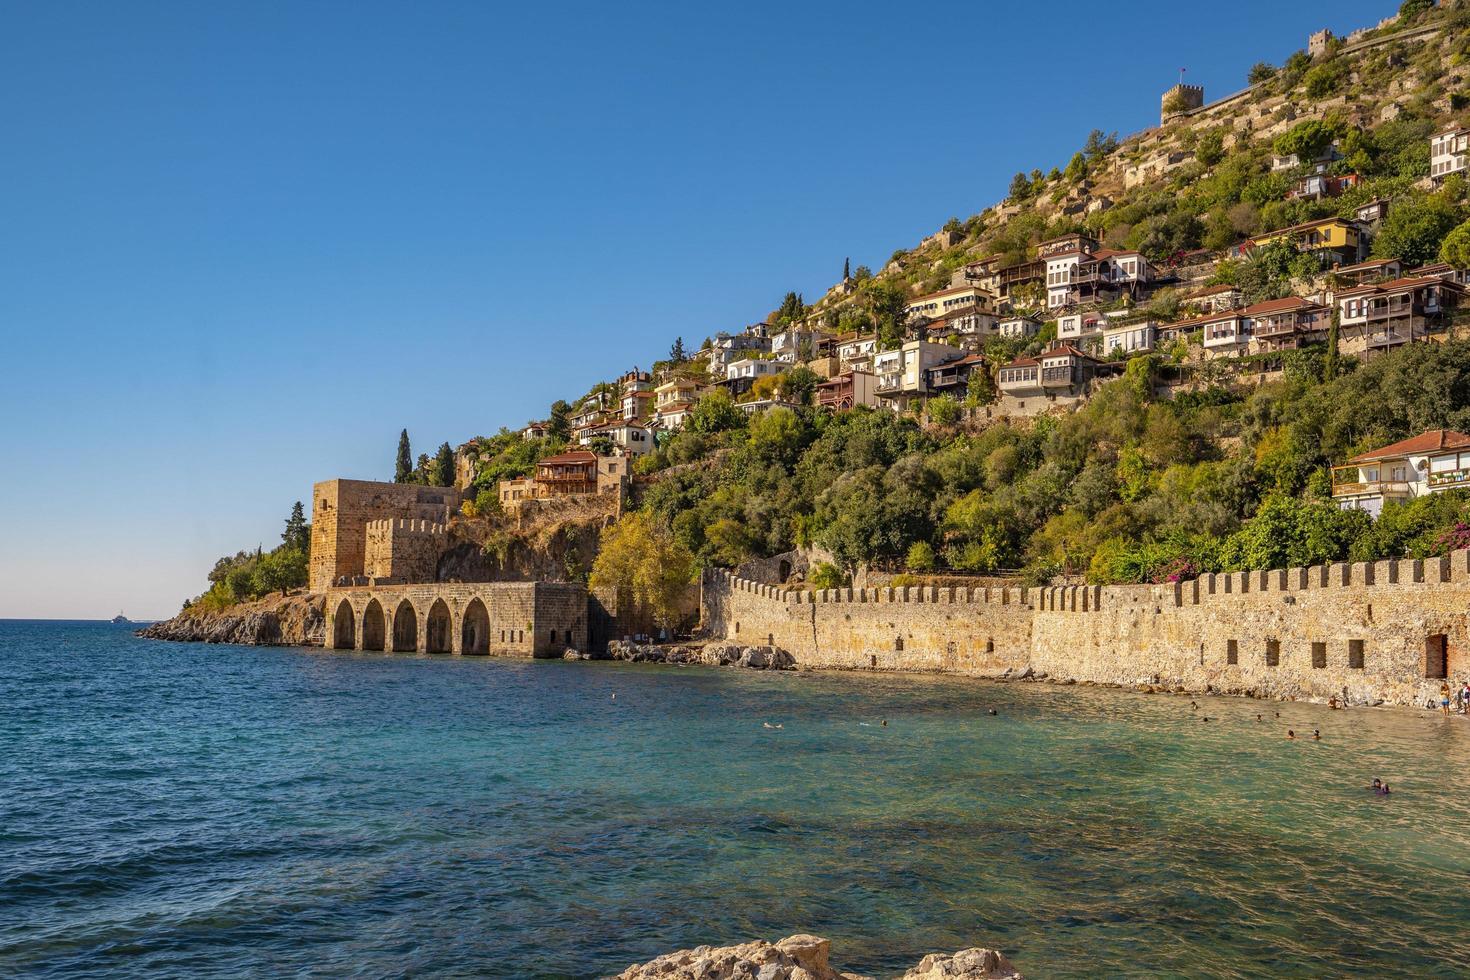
[1350,430,1470,463]
[539,450,598,465]
[1336,275,1459,298]
[1242,296,1322,316]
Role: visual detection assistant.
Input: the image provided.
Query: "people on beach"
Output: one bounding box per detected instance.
[1441,682,1452,717]
[1328,696,1338,709]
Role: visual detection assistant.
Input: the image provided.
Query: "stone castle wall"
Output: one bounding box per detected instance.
[702,552,1470,706]
[310,479,461,591]
[364,518,445,583]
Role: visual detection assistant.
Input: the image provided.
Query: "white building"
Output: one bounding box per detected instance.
[872,339,967,410]
[725,358,784,383]
[1431,128,1470,184]
[1102,321,1157,356]
[1056,312,1105,344]
[1332,429,1470,517]
[999,316,1042,339]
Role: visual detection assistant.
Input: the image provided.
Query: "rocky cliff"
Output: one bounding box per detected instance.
[608,934,1021,980]
[138,592,325,646]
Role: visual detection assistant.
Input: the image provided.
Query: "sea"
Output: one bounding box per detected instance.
[3,619,1470,978]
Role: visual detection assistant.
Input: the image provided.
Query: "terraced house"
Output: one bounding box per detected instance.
[1332,430,1470,518]
[1245,216,1365,268]
[1335,275,1464,355]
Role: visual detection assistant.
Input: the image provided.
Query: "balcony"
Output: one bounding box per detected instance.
[1428,468,1470,488]
[1330,478,1412,497]
[1041,367,1076,387]
[1251,318,1300,338]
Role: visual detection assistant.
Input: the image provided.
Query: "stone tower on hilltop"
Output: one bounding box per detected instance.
[1160,83,1204,124]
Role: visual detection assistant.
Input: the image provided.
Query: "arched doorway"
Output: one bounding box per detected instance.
[332,599,356,649]
[462,598,489,655]
[362,599,386,652]
[392,600,418,652]
[426,599,452,654]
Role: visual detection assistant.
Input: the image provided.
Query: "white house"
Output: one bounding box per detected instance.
[1332,429,1470,517]
[873,339,966,410]
[1056,312,1105,344]
[577,420,654,456]
[999,316,1042,339]
[1431,128,1470,184]
[1197,310,1251,354]
[725,358,784,382]
[1102,321,1156,356]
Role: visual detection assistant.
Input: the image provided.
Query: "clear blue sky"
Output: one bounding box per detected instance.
[0,0,1398,619]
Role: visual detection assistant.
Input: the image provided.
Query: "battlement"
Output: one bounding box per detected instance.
[1160,83,1205,123]
[365,518,446,536]
[702,552,1470,706]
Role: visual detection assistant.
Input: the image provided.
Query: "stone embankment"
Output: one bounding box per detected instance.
[609,934,1021,980]
[588,640,796,670]
[138,593,325,646]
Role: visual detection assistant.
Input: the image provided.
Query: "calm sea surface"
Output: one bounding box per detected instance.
[4,620,1470,978]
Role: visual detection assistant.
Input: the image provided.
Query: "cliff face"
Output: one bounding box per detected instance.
[139,592,325,647]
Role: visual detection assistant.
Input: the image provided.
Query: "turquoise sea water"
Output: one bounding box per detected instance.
[4,621,1470,978]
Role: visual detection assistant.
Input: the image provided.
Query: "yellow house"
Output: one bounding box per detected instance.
[1249,217,1363,266]
[904,285,994,321]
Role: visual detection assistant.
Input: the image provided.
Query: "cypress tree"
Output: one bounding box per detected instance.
[434,442,455,487]
[282,501,309,552]
[395,429,412,483]
[843,256,850,281]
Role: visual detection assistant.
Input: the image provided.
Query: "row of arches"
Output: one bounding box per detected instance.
[331,597,492,654]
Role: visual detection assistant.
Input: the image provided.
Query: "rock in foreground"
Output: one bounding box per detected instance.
[605,640,796,670]
[609,935,1020,980]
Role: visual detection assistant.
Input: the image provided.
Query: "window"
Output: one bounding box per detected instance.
[1226,640,1238,665]
[1348,640,1365,669]
[1265,640,1280,667]
[1426,635,1448,679]
[895,636,904,652]
[1311,642,1327,669]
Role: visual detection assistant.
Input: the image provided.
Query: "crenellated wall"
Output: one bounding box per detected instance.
[364,518,445,583]
[701,552,1470,706]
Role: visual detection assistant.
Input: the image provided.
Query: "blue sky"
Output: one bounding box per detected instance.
[0,0,1398,619]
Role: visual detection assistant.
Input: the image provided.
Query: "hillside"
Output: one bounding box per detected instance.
[178,1,1470,610]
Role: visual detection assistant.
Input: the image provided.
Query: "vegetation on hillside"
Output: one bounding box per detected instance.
[187,502,311,612]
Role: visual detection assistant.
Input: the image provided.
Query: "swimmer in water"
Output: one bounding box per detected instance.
[1257,714,1263,722]
[1371,778,1382,792]
[881,719,887,727]
[1191,701,1198,710]
[1287,729,1296,739]
[1313,729,1321,741]
[987,709,998,716]
[1202,716,1209,722]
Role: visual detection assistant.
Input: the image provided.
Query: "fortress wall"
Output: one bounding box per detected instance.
[364,518,445,583]
[310,479,461,592]
[701,553,1470,706]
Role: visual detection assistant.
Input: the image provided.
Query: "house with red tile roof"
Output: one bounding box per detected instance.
[1332,430,1470,517]
[996,345,1110,416]
[1336,275,1463,355]
[1244,296,1330,354]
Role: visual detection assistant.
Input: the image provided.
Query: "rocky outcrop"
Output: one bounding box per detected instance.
[605,640,795,670]
[608,935,1021,980]
[138,593,325,646]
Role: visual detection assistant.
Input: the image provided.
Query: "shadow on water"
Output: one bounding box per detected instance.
[2,621,1470,978]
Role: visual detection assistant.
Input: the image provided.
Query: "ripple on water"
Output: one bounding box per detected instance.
[3,621,1470,978]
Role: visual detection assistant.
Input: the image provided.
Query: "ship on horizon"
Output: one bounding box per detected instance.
[111,611,130,625]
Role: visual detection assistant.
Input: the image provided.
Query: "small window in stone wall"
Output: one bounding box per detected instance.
[1311,642,1327,669]
[1226,639,1238,665]
[1348,639,1365,669]
[895,636,904,652]
[1265,640,1280,667]
[870,654,877,667]
[734,622,740,635]
[986,639,995,653]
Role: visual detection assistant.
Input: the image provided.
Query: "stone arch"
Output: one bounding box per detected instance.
[332,598,356,649]
[361,599,386,652]
[426,599,452,654]
[461,597,490,655]
[392,600,418,653]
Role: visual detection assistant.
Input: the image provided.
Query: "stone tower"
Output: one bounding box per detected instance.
[1160,83,1204,124]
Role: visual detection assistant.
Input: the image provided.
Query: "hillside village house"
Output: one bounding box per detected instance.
[521,422,547,440]
[654,377,704,429]
[1057,311,1105,345]
[1177,308,1251,354]
[1038,233,1154,311]
[996,345,1107,415]
[1335,257,1403,286]
[999,316,1042,339]
[723,357,784,398]
[701,326,771,371]
[737,397,802,416]
[872,339,966,410]
[835,335,879,372]
[1244,296,1330,353]
[577,419,654,456]
[962,256,1002,296]
[1336,275,1463,354]
[1287,171,1359,201]
[1188,284,1242,313]
[1244,217,1365,268]
[770,326,826,364]
[924,352,988,400]
[904,285,994,322]
[1332,429,1470,517]
[533,450,600,497]
[1431,127,1470,184]
[1102,320,1157,356]
[815,370,880,411]
[926,308,1000,343]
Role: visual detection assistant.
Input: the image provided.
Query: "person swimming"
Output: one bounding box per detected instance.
[881,719,887,727]
[1256,714,1262,722]
[986,709,998,716]
[1191,701,1198,710]
[1313,729,1321,741]
[1287,729,1296,739]
[1371,778,1382,792]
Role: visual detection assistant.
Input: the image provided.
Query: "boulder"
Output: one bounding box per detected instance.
[901,947,1022,980]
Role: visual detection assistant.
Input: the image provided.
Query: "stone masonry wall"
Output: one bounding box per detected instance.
[701,552,1470,706]
[364,518,445,583]
[310,479,461,591]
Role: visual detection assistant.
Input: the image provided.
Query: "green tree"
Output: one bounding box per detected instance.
[282,501,309,552]
[433,442,455,487]
[669,337,687,363]
[688,389,744,434]
[1008,171,1033,201]
[843,256,851,280]
[548,400,571,441]
[1247,61,1277,84]
[1400,0,1433,17]
[906,540,937,572]
[966,368,996,407]
[1439,218,1470,269]
[1372,193,1463,266]
[1195,129,1226,168]
[927,394,960,426]
[589,511,696,630]
[1064,152,1087,182]
[414,453,432,484]
[807,562,847,590]
[395,429,412,483]
[776,365,820,406]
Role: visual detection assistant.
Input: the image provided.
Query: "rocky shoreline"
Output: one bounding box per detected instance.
[609,934,1021,980]
[591,640,796,670]
[137,592,325,646]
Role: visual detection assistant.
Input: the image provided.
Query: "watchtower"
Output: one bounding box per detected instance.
[1160,83,1204,124]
